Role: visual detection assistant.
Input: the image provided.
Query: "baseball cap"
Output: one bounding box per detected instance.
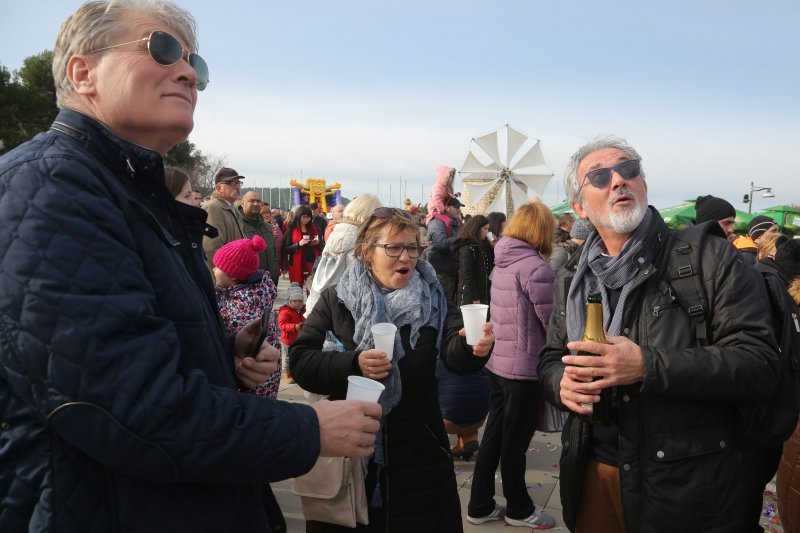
[215,167,245,184]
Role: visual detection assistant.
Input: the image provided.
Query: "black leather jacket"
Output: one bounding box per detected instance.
[538,208,779,532]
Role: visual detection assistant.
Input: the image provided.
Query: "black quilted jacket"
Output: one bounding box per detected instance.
[0,109,320,532]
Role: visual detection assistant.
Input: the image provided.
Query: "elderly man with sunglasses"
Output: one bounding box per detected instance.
[537,136,778,533]
[0,2,380,532]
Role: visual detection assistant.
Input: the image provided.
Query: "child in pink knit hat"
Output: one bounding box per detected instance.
[213,235,282,397]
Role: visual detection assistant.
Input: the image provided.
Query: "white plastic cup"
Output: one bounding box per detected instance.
[346,375,385,402]
[461,304,489,345]
[371,322,397,361]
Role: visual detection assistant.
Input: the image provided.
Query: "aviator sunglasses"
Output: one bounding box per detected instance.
[89,30,209,91]
[582,159,641,189]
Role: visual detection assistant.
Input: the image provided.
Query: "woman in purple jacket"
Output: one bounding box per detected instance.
[467,202,557,529]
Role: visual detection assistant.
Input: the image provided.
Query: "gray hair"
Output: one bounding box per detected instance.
[563,135,645,204]
[53,0,198,108]
[343,194,382,226]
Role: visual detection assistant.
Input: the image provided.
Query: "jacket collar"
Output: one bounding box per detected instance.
[50,108,165,183]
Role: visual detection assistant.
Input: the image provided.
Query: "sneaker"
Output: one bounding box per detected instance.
[504,510,556,529]
[466,504,506,525]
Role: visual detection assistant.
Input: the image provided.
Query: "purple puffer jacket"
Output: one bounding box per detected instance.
[487,236,555,380]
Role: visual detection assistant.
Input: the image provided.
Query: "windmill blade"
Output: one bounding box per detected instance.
[460,150,496,174]
[510,179,531,210]
[485,181,509,215]
[473,131,502,166]
[514,173,553,196]
[513,140,548,170]
[463,177,502,202]
[506,125,529,166]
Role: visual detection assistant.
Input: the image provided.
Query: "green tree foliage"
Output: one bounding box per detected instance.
[164,139,226,198]
[0,51,57,154]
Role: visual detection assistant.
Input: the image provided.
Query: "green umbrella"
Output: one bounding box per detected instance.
[756,205,800,236]
[549,199,574,216]
[659,199,755,233]
[658,201,696,228]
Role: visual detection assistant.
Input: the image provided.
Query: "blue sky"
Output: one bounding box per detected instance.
[2,1,798,211]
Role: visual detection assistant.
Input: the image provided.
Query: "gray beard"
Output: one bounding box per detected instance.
[582,189,647,235]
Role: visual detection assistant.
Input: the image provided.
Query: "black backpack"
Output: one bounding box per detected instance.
[665,223,800,451]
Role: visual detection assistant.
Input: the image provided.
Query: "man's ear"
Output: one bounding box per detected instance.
[67,55,96,96]
[572,198,587,219]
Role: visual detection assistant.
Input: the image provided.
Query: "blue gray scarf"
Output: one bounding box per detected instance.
[566,208,654,344]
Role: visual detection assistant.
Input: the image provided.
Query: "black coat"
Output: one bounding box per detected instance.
[290,285,488,532]
[538,210,779,532]
[0,109,320,532]
[453,239,493,307]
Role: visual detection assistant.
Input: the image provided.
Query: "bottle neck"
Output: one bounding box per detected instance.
[584,302,606,342]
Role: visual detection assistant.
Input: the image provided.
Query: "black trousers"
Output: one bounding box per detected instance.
[467,372,541,520]
[738,445,783,533]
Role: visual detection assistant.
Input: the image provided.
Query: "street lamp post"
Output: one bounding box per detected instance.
[743,181,775,213]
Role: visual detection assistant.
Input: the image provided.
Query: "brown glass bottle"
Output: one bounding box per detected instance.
[579,292,613,425]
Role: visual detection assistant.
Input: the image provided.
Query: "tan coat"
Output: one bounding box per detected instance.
[203,192,245,270]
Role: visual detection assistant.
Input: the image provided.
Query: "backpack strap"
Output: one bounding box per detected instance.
[663,223,723,347]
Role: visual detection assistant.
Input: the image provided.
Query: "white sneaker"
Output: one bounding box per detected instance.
[466,504,506,525]
[504,510,556,529]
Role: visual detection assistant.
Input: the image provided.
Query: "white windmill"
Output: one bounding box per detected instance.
[459,125,553,217]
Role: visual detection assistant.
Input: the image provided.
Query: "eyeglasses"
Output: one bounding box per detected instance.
[371,243,425,258]
[88,30,209,91]
[582,159,641,189]
[221,179,241,187]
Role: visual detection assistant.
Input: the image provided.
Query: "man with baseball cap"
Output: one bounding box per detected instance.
[203,167,246,270]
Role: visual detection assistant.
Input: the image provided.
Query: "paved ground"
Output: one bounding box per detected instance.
[270,275,784,532]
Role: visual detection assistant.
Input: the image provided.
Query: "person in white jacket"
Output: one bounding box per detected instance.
[305,194,382,316]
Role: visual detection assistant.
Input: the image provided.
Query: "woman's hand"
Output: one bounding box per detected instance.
[459,322,495,357]
[358,349,391,380]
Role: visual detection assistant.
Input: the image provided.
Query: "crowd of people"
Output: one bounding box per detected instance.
[1,2,799,533]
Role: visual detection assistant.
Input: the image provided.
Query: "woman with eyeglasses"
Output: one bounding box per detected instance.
[283,205,321,290]
[291,207,496,532]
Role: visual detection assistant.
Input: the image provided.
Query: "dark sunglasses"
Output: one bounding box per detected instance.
[89,30,209,91]
[372,207,415,221]
[582,159,641,189]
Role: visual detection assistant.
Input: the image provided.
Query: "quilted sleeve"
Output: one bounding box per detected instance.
[0,157,320,485]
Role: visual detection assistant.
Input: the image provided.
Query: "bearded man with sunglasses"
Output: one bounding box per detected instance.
[0,2,381,532]
[537,136,778,532]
